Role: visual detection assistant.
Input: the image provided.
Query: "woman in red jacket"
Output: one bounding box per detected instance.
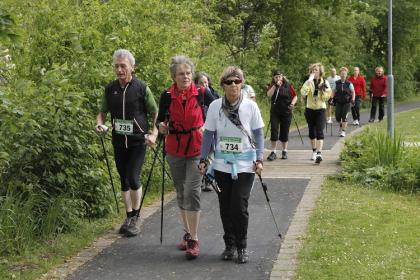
[348,66,366,125]
[369,66,387,122]
[157,55,216,260]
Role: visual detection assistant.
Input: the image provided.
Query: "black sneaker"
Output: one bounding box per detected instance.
[368,119,375,123]
[237,248,249,264]
[125,216,140,237]
[267,151,277,161]
[118,217,131,235]
[281,150,288,160]
[315,154,323,164]
[221,245,236,261]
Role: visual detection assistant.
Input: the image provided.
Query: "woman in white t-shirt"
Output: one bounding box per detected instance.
[198,66,264,264]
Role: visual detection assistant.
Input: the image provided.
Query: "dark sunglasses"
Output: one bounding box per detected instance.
[223,79,242,85]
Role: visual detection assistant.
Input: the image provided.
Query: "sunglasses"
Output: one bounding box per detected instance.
[223,79,242,85]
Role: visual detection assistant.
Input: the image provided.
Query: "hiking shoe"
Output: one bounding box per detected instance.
[281,150,288,160]
[311,152,317,161]
[186,239,200,259]
[178,232,192,251]
[118,217,131,235]
[201,182,212,192]
[125,216,140,237]
[340,131,346,137]
[237,248,249,264]
[315,154,323,164]
[267,151,277,161]
[221,245,236,261]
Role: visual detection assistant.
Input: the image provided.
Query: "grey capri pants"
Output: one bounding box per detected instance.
[166,154,202,211]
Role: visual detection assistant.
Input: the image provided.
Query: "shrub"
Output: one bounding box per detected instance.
[340,127,419,193]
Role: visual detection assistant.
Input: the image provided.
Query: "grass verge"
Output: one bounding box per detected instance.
[296,179,420,280]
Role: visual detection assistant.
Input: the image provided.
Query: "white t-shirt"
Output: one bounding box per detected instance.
[326,75,340,92]
[204,98,264,173]
[241,84,256,99]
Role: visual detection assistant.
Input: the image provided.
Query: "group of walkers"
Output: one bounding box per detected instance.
[95,49,387,264]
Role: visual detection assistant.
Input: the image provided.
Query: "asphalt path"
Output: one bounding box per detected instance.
[68,178,308,280]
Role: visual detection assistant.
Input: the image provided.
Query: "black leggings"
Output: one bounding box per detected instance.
[113,144,146,191]
[304,108,325,140]
[335,102,351,123]
[270,111,292,142]
[214,170,255,249]
[351,96,362,121]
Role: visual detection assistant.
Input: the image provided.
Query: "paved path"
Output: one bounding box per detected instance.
[39,101,420,280]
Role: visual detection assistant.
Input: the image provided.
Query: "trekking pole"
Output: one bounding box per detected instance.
[98,125,120,214]
[138,136,163,214]
[265,119,271,139]
[149,144,172,180]
[257,173,282,238]
[160,136,166,244]
[292,113,304,145]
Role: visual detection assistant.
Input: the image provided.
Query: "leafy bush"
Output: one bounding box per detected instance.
[340,127,419,193]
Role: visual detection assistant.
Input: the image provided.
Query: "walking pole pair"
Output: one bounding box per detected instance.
[98,125,120,214]
[257,173,282,238]
[138,136,163,214]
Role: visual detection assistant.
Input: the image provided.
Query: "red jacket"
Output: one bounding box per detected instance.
[348,75,366,99]
[166,84,203,157]
[370,75,387,97]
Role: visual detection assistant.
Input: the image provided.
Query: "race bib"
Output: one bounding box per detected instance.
[115,119,133,135]
[220,136,243,153]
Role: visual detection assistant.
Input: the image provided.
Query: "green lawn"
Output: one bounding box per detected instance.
[296,107,420,279]
[296,180,419,280]
[381,107,420,141]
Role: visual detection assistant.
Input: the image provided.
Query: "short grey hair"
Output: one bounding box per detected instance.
[113,49,135,67]
[219,66,244,87]
[169,55,195,80]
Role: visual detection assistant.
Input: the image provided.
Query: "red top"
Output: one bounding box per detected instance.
[370,75,388,97]
[348,75,366,99]
[166,83,204,157]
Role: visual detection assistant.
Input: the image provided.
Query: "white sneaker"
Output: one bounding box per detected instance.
[311,152,317,161]
[354,120,360,126]
[340,131,346,137]
[352,120,357,125]
[327,117,332,124]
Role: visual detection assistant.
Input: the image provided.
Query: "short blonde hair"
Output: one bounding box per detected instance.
[308,62,325,77]
[339,67,348,73]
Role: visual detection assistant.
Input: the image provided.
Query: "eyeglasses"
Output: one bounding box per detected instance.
[223,79,242,85]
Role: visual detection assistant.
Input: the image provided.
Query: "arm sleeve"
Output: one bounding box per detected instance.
[144,86,158,114]
[100,91,108,113]
[200,129,216,159]
[361,77,366,99]
[204,87,217,106]
[300,81,310,97]
[289,84,297,98]
[156,91,170,125]
[252,128,264,161]
[383,77,388,96]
